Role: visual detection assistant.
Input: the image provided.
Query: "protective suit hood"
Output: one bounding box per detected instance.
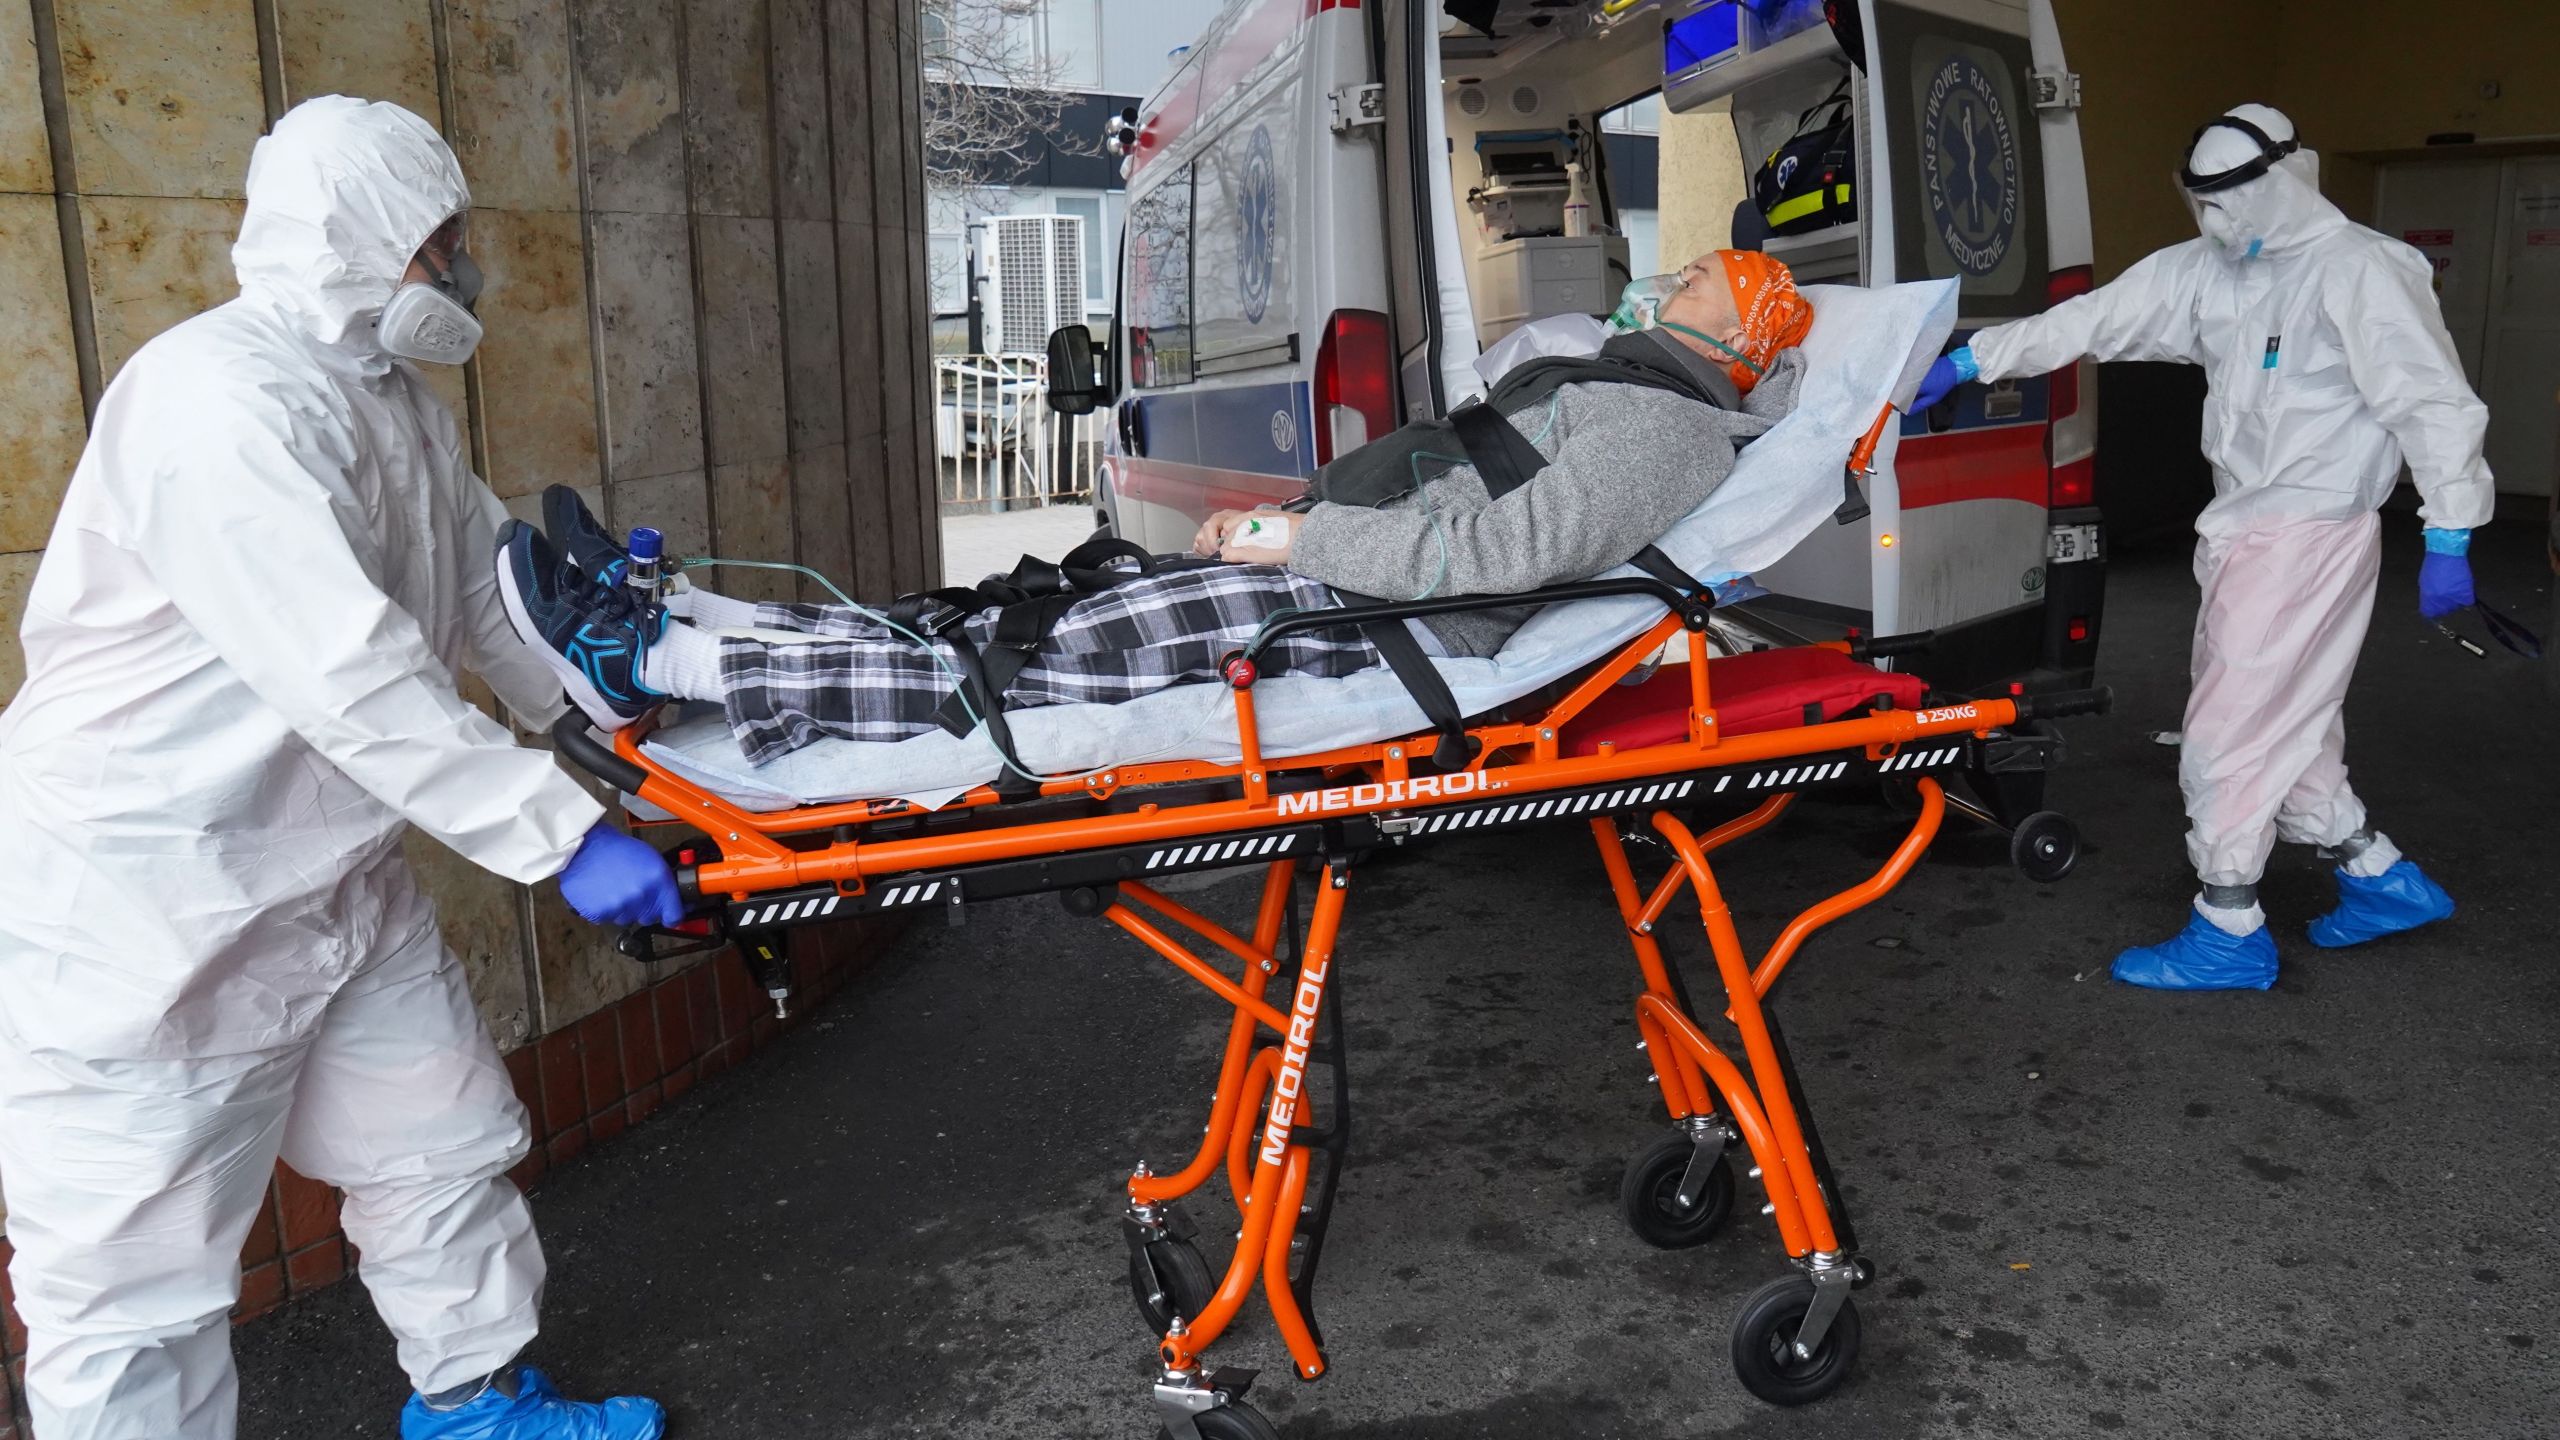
[2184,105,2343,261]
[232,95,468,350]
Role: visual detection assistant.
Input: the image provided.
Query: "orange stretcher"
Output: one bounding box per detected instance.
[555,565,2109,1438]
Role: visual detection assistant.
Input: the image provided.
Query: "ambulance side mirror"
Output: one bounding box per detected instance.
[1045,325,1112,415]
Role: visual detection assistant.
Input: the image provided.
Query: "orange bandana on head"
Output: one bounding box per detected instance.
[1712,250,1815,393]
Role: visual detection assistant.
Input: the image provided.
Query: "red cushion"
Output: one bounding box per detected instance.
[1558,649,1927,756]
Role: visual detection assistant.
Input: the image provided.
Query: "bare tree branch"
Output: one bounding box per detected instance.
[920,0,1093,201]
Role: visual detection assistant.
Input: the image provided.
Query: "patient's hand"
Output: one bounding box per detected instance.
[1217,510,1300,565]
[1192,509,1249,557]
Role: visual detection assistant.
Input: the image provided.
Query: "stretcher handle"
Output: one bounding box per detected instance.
[1833,403,1898,527]
[553,713,649,793]
[1844,629,1934,661]
[2008,686,2114,722]
[1242,576,1712,660]
[615,916,725,964]
[1847,403,1897,476]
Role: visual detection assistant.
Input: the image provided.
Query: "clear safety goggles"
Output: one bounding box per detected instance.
[410,213,483,311]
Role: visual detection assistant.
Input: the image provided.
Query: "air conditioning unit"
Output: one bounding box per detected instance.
[976,213,1085,355]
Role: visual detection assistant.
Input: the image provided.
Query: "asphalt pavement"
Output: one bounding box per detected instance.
[237,513,2560,1438]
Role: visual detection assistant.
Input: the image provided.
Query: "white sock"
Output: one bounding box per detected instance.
[677,587,762,630]
[640,622,726,701]
[2193,894,2266,937]
[2340,832,2401,878]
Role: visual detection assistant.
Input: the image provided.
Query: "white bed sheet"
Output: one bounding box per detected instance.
[634,279,1958,813]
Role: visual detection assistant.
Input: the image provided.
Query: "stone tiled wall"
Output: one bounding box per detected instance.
[0,1,939,1422]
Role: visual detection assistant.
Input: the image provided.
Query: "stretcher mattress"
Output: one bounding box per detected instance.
[1558,649,1930,756]
[634,279,1959,812]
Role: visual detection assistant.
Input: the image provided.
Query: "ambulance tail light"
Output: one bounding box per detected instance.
[2045,265,2097,510]
[1314,309,1394,466]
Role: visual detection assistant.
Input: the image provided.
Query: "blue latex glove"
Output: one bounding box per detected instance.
[558,823,682,927]
[2418,528,2474,619]
[1911,346,1977,409]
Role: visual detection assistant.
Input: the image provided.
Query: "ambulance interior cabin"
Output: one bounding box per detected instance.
[1431,0,1856,365]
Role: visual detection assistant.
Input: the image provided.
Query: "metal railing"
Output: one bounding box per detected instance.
[934,353,1104,512]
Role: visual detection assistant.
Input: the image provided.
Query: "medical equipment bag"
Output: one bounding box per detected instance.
[1753,82,1857,237]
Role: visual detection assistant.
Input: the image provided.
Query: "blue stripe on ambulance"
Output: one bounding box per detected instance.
[1132,380,1317,480]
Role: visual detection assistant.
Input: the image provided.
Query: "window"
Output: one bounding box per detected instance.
[929,231,969,317]
[1049,193,1111,309]
[1619,208,1660,280]
[1601,94,1663,136]
[994,188,1115,312]
[920,1,952,65]
[1035,0,1103,90]
[1125,167,1194,386]
[1189,98,1298,371]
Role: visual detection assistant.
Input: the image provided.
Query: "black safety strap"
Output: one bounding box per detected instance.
[1624,543,1719,632]
[926,590,1082,738]
[900,538,1218,797]
[1362,619,1478,772]
[921,629,1038,800]
[1834,467,1872,526]
[1624,543,1707,598]
[935,636,1069,802]
[884,586,991,636]
[1448,399,1553,500]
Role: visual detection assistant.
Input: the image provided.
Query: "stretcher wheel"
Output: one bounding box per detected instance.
[1729,1272,1862,1406]
[2009,811,2080,883]
[1157,1400,1281,1440]
[1618,1131,1736,1249]
[1129,1235,1218,1337]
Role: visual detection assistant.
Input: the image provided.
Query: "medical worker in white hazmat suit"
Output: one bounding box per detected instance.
[1914,104,2494,990]
[0,97,676,1438]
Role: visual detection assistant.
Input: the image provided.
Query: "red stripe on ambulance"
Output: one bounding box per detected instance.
[1113,455,1302,515]
[1896,426,2050,510]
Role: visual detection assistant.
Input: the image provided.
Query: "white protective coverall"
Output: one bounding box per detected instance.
[0,97,604,1438]
[1964,118,2494,894]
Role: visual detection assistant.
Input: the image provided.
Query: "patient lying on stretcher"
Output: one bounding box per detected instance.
[498,252,1813,767]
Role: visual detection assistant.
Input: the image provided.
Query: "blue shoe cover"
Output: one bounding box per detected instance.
[2111,910,2278,992]
[2307,860,2454,949]
[401,1367,666,1440]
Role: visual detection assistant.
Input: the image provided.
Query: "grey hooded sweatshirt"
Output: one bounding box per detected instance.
[1286,328,1805,656]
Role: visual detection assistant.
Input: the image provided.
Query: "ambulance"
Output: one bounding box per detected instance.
[1047,0,2105,695]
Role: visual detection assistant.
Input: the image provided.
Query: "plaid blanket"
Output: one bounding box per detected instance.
[715,565,1378,764]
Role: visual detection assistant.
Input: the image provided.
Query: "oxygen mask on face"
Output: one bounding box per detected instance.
[1608,273,1688,333]
[1607,270,1767,384]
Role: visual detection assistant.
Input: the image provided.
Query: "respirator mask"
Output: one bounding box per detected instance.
[378,214,485,365]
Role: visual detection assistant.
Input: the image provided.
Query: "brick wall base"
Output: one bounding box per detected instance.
[0,922,885,1434]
